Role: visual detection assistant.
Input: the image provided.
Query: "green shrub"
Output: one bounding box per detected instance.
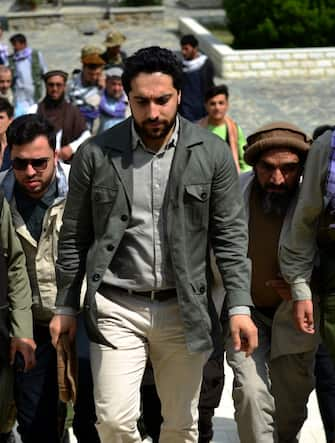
[120,0,162,5]
[223,0,335,49]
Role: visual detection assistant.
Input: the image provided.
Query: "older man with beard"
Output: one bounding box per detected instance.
[34,70,90,161]
[225,122,319,443]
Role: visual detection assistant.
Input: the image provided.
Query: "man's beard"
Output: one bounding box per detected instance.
[45,93,65,107]
[134,114,176,144]
[255,181,294,216]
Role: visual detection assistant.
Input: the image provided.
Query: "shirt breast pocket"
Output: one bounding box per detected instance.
[184,183,211,230]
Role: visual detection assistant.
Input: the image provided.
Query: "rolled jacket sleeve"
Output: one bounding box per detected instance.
[1,198,33,339]
[280,133,331,301]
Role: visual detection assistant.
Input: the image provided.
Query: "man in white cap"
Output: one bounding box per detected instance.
[98,67,130,133]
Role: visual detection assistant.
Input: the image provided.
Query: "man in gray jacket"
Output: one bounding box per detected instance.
[226,121,318,443]
[50,46,257,443]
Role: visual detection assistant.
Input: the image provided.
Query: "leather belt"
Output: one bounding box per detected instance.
[113,286,177,302]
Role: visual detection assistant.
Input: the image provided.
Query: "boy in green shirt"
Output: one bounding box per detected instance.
[199,84,250,173]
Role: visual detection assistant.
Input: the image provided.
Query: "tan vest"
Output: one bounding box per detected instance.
[11,198,65,324]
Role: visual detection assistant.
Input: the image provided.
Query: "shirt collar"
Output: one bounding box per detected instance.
[131,116,180,154]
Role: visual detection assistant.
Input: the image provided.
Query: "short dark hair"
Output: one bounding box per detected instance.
[0,97,13,119]
[10,33,27,45]
[7,114,56,151]
[180,34,198,48]
[122,46,182,95]
[205,84,229,103]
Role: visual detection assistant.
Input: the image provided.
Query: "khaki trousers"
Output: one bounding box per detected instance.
[226,310,315,443]
[90,291,206,443]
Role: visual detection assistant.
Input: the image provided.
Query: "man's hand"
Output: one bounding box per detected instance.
[230,314,258,357]
[10,337,36,371]
[49,315,77,348]
[266,279,292,301]
[293,300,314,334]
[59,146,73,161]
[97,73,106,89]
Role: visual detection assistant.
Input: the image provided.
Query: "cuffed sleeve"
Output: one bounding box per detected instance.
[229,306,251,316]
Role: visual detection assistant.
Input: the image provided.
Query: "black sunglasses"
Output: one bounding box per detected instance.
[12,157,50,171]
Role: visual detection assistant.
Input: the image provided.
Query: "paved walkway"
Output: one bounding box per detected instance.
[2,1,330,441]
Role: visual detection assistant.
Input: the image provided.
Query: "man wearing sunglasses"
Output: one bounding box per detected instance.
[0,114,99,443]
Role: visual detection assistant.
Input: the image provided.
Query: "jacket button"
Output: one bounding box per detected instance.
[199,285,206,294]
[121,214,128,222]
[84,304,90,310]
[201,192,207,200]
[107,244,114,251]
[92,273,101,282]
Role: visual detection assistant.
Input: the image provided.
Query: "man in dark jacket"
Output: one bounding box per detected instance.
[50,46,257,443]
[179,34,215,122]
[35,70,90,161]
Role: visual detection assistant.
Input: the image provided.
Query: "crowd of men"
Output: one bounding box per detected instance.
[0,19,334,443]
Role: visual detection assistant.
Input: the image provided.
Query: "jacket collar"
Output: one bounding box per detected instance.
[97,115,204,206]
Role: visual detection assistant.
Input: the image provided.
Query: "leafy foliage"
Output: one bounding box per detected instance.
[223,0,335,48]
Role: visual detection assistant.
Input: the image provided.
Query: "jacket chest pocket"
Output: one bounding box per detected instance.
[184,183,211,230]
[92,187,118,235]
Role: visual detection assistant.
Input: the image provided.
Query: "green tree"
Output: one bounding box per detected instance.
[223,0,335,48]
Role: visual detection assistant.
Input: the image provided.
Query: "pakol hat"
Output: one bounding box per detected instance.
[244,121,312,166]
[81,44,105,66]
[43,70,68,82]
[104,30,126,48]
[105,67,123,78]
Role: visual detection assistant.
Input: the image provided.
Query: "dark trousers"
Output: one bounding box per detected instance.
[14,318,100,443]
[141,356,225,443]
[73,315,100,443]
[315,343,335,443]
[14,325,59,443]
[198,357,225,443]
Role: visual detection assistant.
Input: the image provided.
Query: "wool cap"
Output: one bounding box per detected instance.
[105,67,123,78]
[104,30,126,48]
[244,121,312,166]
[43,70,68,82]
[81,44,105,66]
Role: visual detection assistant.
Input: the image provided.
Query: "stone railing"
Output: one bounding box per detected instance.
[179,17,335,79]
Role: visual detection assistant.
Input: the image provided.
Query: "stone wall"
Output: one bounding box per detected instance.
[6,5,164,30]
[179,17,335,79]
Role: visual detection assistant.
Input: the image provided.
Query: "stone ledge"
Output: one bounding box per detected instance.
[5,5,164,29]
[178,0,222,7]
[178,16,335,79]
